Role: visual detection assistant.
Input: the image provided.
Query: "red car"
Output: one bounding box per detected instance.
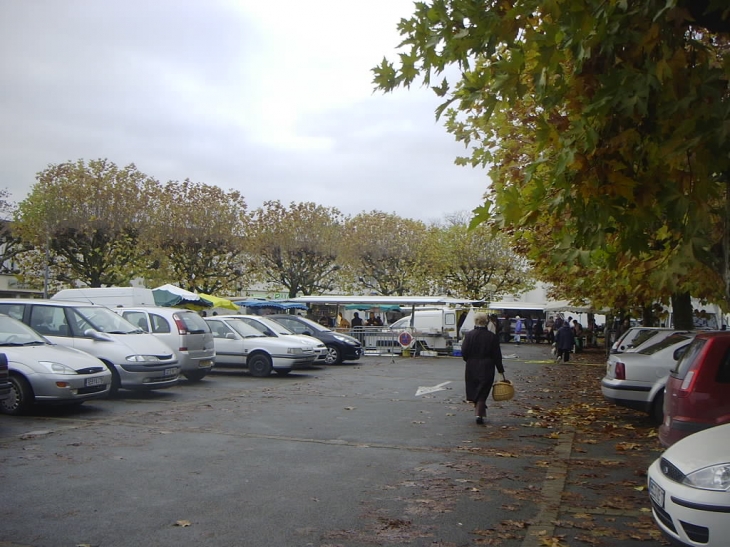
[659,331,730,447]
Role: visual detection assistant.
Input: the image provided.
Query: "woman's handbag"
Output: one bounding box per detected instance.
[492,377,515,402]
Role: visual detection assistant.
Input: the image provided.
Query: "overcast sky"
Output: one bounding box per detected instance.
[0,0,489,224]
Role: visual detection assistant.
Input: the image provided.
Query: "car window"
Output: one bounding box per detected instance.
[207,319,234,338]
[629,330,660,348]
[30,306,70,337]
[240,317,276,336]
[151,313,172,334]
[0,303,25,321]
[638,333,692,355]
[0,315,46,345]
[123,311,150,332]
[70,306,137,334]
[274,317,306,334]
[672,338,706,377]
[226,319,266,338]
[390,317,410,329]
[717,349,730,383]
[174,312,208,334]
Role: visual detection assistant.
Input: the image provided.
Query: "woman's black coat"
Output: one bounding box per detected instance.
[461,326,505,403]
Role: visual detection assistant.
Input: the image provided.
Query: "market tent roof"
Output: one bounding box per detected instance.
[232,299,307,310]
[289,295,482,306]
[198,293,238,311]
[343,304,401,311]
[152,284,212,308]
[488,301,546,311]
[544,300,603,313]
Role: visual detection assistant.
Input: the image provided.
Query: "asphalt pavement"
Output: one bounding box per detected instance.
[0,342,668,547]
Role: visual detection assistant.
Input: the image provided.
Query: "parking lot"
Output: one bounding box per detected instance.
[0,346,667,547]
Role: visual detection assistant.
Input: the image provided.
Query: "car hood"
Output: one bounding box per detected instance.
[3,344,105,371]
[660,423,730,470]
[102,332,175,357]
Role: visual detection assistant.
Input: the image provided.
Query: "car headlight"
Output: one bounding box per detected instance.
[126,355,160,362]
[333,334,356,344]
[683,464,730,491]
[38,361,76,375]
[287,347,304,355]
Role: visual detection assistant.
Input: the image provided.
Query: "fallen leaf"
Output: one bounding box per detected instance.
[174,520,191,527]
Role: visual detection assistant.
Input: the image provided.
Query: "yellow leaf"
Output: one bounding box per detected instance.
[174,520,191,527]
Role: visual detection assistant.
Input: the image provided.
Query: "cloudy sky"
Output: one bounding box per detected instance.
[1,0,489,223]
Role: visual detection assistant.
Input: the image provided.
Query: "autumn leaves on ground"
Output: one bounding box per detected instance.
[323,348,667,547]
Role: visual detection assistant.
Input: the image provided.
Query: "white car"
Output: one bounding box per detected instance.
[611,327,676,354]
[601,332,694,422]
[205,316,317,376]
[235,315,327,363]
[648,423,730,546]
[0,314,112,415]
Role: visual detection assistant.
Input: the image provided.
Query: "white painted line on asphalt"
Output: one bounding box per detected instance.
[414,381,452,396]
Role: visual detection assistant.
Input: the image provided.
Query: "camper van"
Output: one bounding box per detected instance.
[52,287,156,308]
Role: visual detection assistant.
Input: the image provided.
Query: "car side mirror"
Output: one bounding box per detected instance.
[303,330,312,336]
[225,333,236,340]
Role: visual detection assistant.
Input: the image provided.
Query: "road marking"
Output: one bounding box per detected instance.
[415,381,451,396]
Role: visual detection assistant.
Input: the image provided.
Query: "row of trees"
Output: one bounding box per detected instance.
[4,158,533,300]
[373,0,730,328]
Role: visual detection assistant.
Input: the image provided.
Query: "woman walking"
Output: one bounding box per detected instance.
[461,312,505,425]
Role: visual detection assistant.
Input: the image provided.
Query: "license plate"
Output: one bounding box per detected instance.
[85,377,103,387]
[164,367,179,377]
[649,478,665,508]
[199,360,213,368]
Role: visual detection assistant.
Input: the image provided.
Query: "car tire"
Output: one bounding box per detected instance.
[1,375,33,415]
[275,369,291,377]
[325,344,342,365]
[651,391,665,424]
[106,363,121,395]
[248,354,272,377]
[184,370,209,382]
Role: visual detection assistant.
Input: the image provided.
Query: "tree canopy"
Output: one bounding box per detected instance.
[373,0,730,319]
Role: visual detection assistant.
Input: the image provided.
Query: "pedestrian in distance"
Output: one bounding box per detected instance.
[351,312,364,343]
[514,315,523,344]
[555,321,575,363]
[461,312,505,425]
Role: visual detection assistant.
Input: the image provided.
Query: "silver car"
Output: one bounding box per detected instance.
[0,314,112,415]
[0,299,180,394]
[205,316,317,376]
[115,307,216,382]
[235,315,327,362]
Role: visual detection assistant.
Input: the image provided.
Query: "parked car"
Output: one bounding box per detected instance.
[0,314,111,415]
[0,352,11,404]
[205,315,317,376]
[0,299,180,394]
[659,331,730,447]
[601,332,695,422]
[235,315,327,362]
[266,314,362,365]
[648,423,730,547]
[114,307,216,382]
[610,327,676,354]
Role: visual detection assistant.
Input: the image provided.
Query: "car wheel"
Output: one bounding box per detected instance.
[651,391,664,424]
[106,363,121,395]
[184,370,209,382]
[325,344,342,365]
[275,369,291,377]
[248,354,273,377]
[1,375,33,416]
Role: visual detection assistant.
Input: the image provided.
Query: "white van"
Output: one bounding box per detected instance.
[52,287,156,307]
[0,299,180,394]
[387,307,475,354]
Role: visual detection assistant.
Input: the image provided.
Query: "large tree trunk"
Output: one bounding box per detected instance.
[641,305,655,327]
[671,291,694,329]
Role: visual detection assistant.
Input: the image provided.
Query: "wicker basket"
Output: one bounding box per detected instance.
[492,380,515,402]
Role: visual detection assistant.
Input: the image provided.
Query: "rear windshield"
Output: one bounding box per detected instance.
[638,333,691,355]
[672,338,707,378]
[176,311,210,334]
[629,330,661,348]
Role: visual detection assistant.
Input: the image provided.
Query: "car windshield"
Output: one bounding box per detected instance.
[628,330,662,348]
[226,319,267,338]
[253,316,295,335]
[638,333,692,355]
[289,316,328,332]
[72,306,139,334]
[0,315,48,346]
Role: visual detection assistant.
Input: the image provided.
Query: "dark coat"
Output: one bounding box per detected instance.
[461,326,505,403]
[555,324,575,351]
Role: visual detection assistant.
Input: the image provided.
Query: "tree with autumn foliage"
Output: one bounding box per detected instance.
[145,179,250,294]
[339,211,431,295]
[374,1,730,328]
[14,159,152,288]
[248,201,345,298]
[425,212,533,301]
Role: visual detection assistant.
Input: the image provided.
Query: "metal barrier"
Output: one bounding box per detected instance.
[333,327,402,355]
